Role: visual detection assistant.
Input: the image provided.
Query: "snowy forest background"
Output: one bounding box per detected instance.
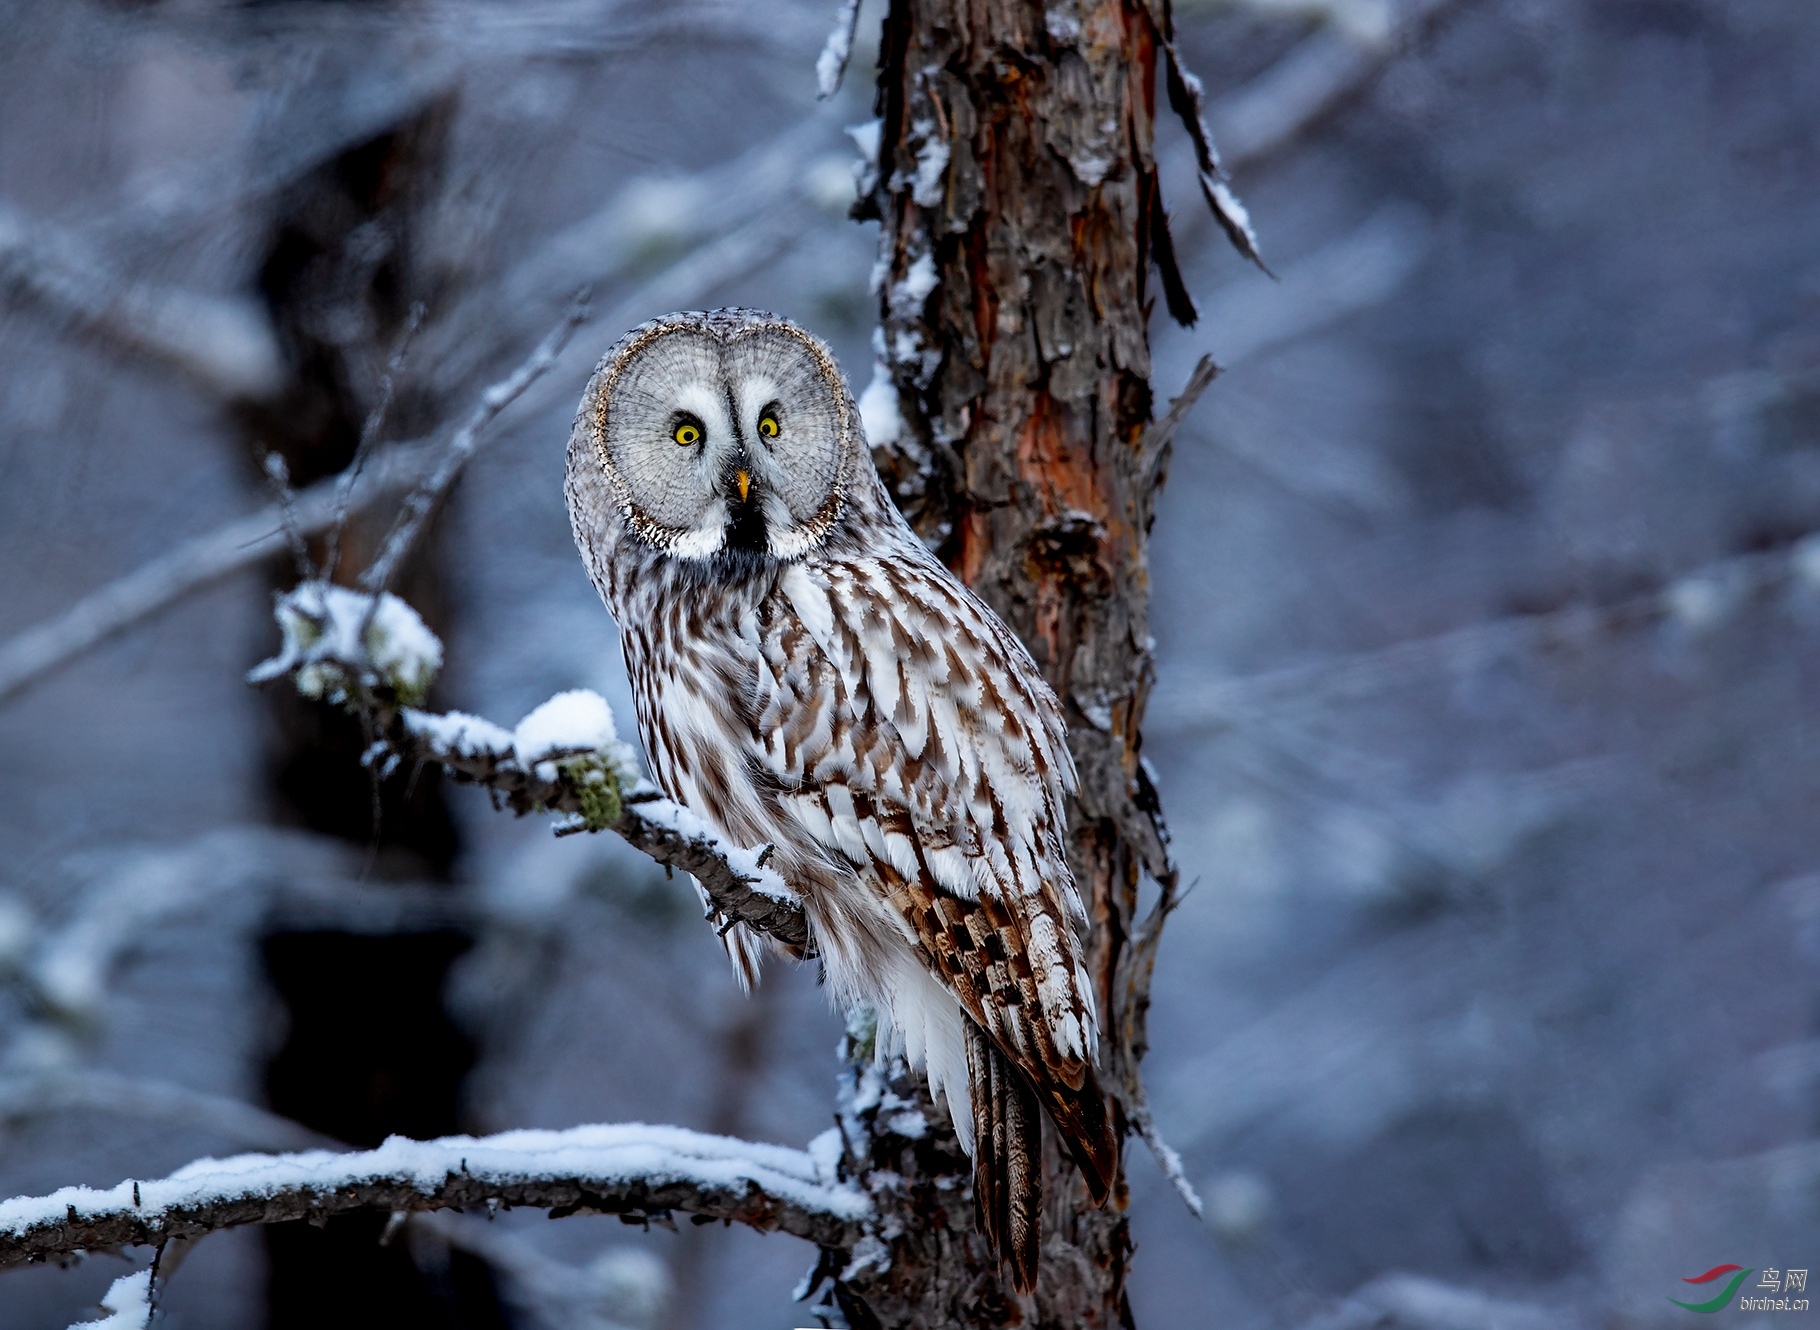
[2,0,1818,1326]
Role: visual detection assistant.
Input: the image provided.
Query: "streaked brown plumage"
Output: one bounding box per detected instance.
[565,309,1117,1289]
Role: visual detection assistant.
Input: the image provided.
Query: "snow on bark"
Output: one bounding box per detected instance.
[621,799,798,907]
[0,1123,870,1269]
[857,363,904,447]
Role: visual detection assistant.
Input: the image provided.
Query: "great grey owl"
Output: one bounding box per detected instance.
[564,308,1115,1288]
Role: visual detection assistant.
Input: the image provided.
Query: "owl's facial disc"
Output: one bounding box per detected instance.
[589,314,854,563]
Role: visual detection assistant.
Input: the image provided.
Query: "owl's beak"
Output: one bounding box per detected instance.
[735,468,751,503]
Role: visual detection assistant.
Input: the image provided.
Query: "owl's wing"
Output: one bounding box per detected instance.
[755,553,1115,1199]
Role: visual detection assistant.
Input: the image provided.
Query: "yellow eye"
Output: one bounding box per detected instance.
[758,415,780,439]
[673,421,701,447]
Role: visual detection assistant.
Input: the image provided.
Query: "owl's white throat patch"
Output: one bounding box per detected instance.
[762,485,846,562]
[618,495,729,561]
[665,521,729,560]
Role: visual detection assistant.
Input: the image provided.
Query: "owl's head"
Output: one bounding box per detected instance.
[568,309,862,564]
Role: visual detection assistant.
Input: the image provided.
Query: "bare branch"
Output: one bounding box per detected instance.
[0,1071,336,1156]
[0,205,284,402]
[1211,0,1466,173]
[260,453,317,584]
[0,442,436,708]
[0,178,815,708]
[405,104,836,411]
[1139,355,1222,483]
[1150,539,1818,731]
[325,302,426,586]
[362,296,590,595]
[474,203,815,433]
[0,1123,870,1269]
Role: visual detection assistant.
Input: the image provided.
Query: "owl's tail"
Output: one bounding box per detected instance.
[967,1023,1043,1290]
[965,1023,1119,1293]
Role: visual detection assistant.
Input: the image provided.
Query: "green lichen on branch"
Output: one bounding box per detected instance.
[558,754,624,832]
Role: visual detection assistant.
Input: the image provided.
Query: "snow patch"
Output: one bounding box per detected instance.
[513,689,619,764]
[807,1127,845,1184]
[840,1233,892,1281]
[1204,176,1265,266]
[1070,155,1113,187]
[857,366,903,448]
[846,119,881,166]
[897,253,938,305]
[883,1108,928,1139]
[68,1269,150,1330]
[910,128,949,208]
[403,691,638,788]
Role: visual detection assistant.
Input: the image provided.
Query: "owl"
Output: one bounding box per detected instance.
[564,309,1116,1288]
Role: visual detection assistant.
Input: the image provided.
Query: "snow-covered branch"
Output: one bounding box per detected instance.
[248,583,811,953]
[0,1122,870,1270]
[408,700,811,952]
[815,0,863,99]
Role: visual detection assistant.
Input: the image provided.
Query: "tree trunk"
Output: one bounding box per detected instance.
[827,2,1203,1325]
